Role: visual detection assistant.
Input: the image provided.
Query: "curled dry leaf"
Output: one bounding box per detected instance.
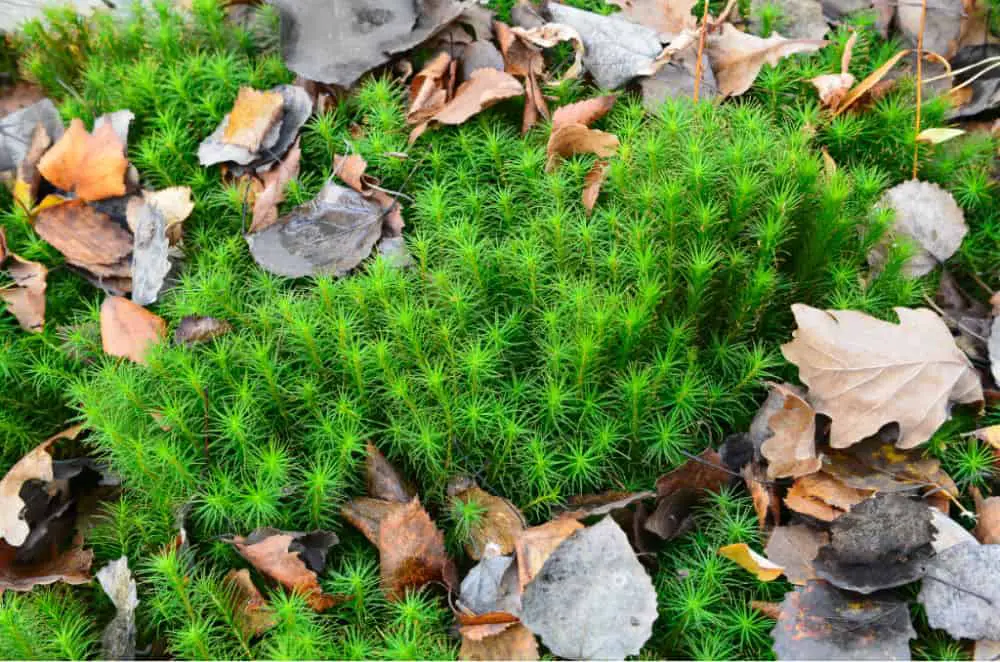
[742,461,781,530]
[606,0,697,36]
[834,49,909,116]
[173,316,233,346]
[510,22,585,81]
[225,528,339,612]
[784,472,870,522]
[545,125,619,172]
[0,231,47,333]
[707,24,828,97]
[718,543,784,581]
[514,518,583,590]
[764,524,827,585]
[249,141,301,234]
[37,118,128,202]
[869,180,968,278]
[972,486,1000,544]
[431,68,524,127]
[582,160,609,214]
[551,94,618,131]
[96,556,138,660]
[223,87,285,152]
[810,73,855,109]
[520,518,658,660]
[782,304,982,449]
[100,296,167,366]
[226,568,277,637]
[460,623,539,661]
[407,52,454,139]
[759,383,821,479]
[494,22,549,134]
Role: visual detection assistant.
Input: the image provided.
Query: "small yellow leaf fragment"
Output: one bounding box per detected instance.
[719,543,785,581]
[971,425,1000,449]
[916,128,965,144]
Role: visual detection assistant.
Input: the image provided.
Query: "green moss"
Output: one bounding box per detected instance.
[0,0,997,658]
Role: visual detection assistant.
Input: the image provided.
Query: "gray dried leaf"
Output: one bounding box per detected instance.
[869,180,968,278]
[274,0,465,88]
[640,37,718,109]
[173,316,233,346]
[931,509,976,553]
[547,4,663,90]
[751,0,828,40]
[0,98,64,172]
[128,197,171,306]
[919,541,1000,640]
[773,580,915,660]
[93,110,135,148]
[764,524,827,585]
[460,552,521,616]
[246,181,383,278]
[521,517,658,659]
[97,556,138,660]
[377,236,415,269]
[462,40,505,80]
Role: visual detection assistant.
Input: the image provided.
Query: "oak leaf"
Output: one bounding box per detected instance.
[379,498,453,600]
[783,304,982,448]
[784,472,870,521]
[100,296,167,365]
[706,24,828,96]
[37,118,128,201]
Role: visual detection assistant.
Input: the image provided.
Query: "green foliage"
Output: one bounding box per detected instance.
[0,0,997,659]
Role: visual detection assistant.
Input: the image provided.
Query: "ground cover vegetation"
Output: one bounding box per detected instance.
[0,0,998,658]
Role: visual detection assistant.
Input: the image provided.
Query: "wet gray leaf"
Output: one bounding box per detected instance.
[97,556,138,660]
[129,197,171,306]
[919,541,1000,640]
[461,41,505,80]
[751,0,828,40]
[773,580,915,660]
[0,99,64,172]
[521,517,658,659]
[460,552,521,616]
[246,181,383,278]
[547,4,663,90]
[93,110,135,148]
[274,0,466,88]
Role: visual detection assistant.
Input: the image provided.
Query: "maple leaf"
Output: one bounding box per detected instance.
[782,304,983,449]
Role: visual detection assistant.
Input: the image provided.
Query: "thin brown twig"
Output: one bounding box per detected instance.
[692,0,712,102]
[912,0,927,179]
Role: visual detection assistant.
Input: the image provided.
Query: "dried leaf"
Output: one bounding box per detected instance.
[545,125,619,171]
[760,383,821,479]
[223,87,285,151]
[742,461,780,530]
[34,200,133,275]
[510,23,585,81]
[551,94,618,131]
[0,248,47,333]
[750,600,781,620]
[139,187,194,245]
[460,623,539,661]
[379,498,452,600]
[813,494,934,593]
[0,99,64,174]
[782,304,983,449]
[784,472,870,522]
[365,443,414,503]
[558,490,655,520]
[975,640,1000,661]
[582,159,609,214]
[718,543,784,581]
[246,181,383,278]
[407,52,454,128]
[0,429,73,546]
[656,448,731,496]
[992,318,1000,386]
[972,486,1000,544]
[773,580,916,660]
[250,141,301,234]
[834,49,909,116]
[764,524,827,585]
[869,180,968,278]
[514,518,583,590]
[452,486,526,560]
[226,568,277,637]
[919,541,1000,640]
[810,73,855,109]
[459,553,521,616]
[520,518,658,659]
[0,540,93,592]
[173,316,233,346]
[226,528,339,612]
[332,153,406,237]
[641,30,719,106]
[431,68,524,127]
[100,296,167,366]
[127,196,171,306]
[917,127,966,144]
[706,24,828,97]
[13,122,51,209]
[273,0,465,88]
[37,118,128,202]
[972,425,1000,449]
[96,556,138,660]
[547,3,663,89]
[606,0,697,36]
[462,40,506,80]
[931,508,977,552]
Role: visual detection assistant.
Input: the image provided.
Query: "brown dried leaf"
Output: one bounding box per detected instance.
[333,153,374,194]
[810,73,855,110]
[582,159,609,215]
[742,461,781,530]
[558,490,654,520]
[453,486,526,560]
[719,543,784,581]
[656,448,731,496]
[782,304,983,449]
[226,529,339,612]
[834,49,909,116]
[706,24,828,97]
[764,524,827,585]
[333,153,406,238]
[0,539,92,592]
[37,119,128,202]
[431,68,524,126]
[972,486,1000,544]
[223,87,285,151]
[34,200,133,271]
[173,316,233,346]
[365,443,415,503]
[100,296,167,366]
[514,518,583,590]
[760,383,821,479]
[408,52,453,126]
[545,125,619,172]
[606,0,697,36]
[250,141,301,234]
[460,623,539,661]
[551,94,618,131]
[379,498,452,600]
[0,245,47,333]
[226,568,277,637]
[750,600,781,620]
[341,496,397,544]
[784,472,870,521]
[510,23,585,81]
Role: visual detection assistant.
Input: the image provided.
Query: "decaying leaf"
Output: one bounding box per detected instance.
[520,518,658,659]
[225,528,339,612]
[0,99,64,176]
[972,486,1000,544]
[718,543,784,581]
[226,568,277,637]
[431,68,524,127]
[551,95,618,131]
[582,159,609,214]
[127,195,171,306]
[366,443,414,503]
[96,556,138,660]
[173,316,233,346]
[606,0,697,36]
[869,180,968,278]
[545,125,619,172]
[558,490,655,520]
[460,623,539,661]
[515,518,583,590]
[100,296,167,365]
[0,239,47,333]
[833,49,908,117]
[811,73,855,109]
[246,181,383,278]
[813,494,934,593]
[250,141,301,234]
[332,153,405,237]
[34,200,134,283]
[706,24,828,96]
[407,52,454,136]
[37,118,128,202]
[223,87,285,152]
[919,541,1000,640]
[459,551,521,617]
[494,22,550,133]
[0,540,93,592]
[646,448,732,539]
[547,3,662,89]
[272,0,465,88]
[759,383,821,479]
[764,524,827,585]
[784,472,870,522]
[450,485,526,560]
[782,304,983,449]
[378,498,453,600]
[772,580,916,660]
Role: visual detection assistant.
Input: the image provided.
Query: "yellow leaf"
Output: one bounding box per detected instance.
[916,128,965,144]
[719,543,785,581]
